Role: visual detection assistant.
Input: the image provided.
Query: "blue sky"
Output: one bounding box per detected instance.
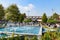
[0,0,60,16]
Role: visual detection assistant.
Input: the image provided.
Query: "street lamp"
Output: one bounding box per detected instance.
[27,10,30,16]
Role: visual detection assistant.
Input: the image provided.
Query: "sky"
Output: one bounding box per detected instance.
[0,0,60,16]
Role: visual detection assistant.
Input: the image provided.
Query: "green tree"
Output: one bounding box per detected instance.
[23,18,32,23]
[16,35,20,40]
[47,18,58,23]
[52,13,59,20]
[18,13,26,23]
[42,32,51,40]
[24,36,28,40]
[23,13,26,18]
[0,4,5,20]
[32,36,38,40]
[5,13,13,21]
[5,4,20,22]
[41,31,59,40]
[42,13,47,23]
[11,33,15,40]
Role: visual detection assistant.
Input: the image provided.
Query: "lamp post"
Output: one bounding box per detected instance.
[27,10,30,16]
[52,8,55,14]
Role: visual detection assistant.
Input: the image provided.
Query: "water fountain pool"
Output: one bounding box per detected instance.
[0,26,42,35]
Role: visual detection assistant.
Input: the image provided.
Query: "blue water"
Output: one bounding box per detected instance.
[0,33,8,37]
[42,28,46,33]
[0,26,40,35]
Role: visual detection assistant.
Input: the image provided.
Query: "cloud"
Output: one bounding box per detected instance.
[17,4,35,13]
[28,4,34,9]
[0,0,36,16]
[0,0,22,8]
